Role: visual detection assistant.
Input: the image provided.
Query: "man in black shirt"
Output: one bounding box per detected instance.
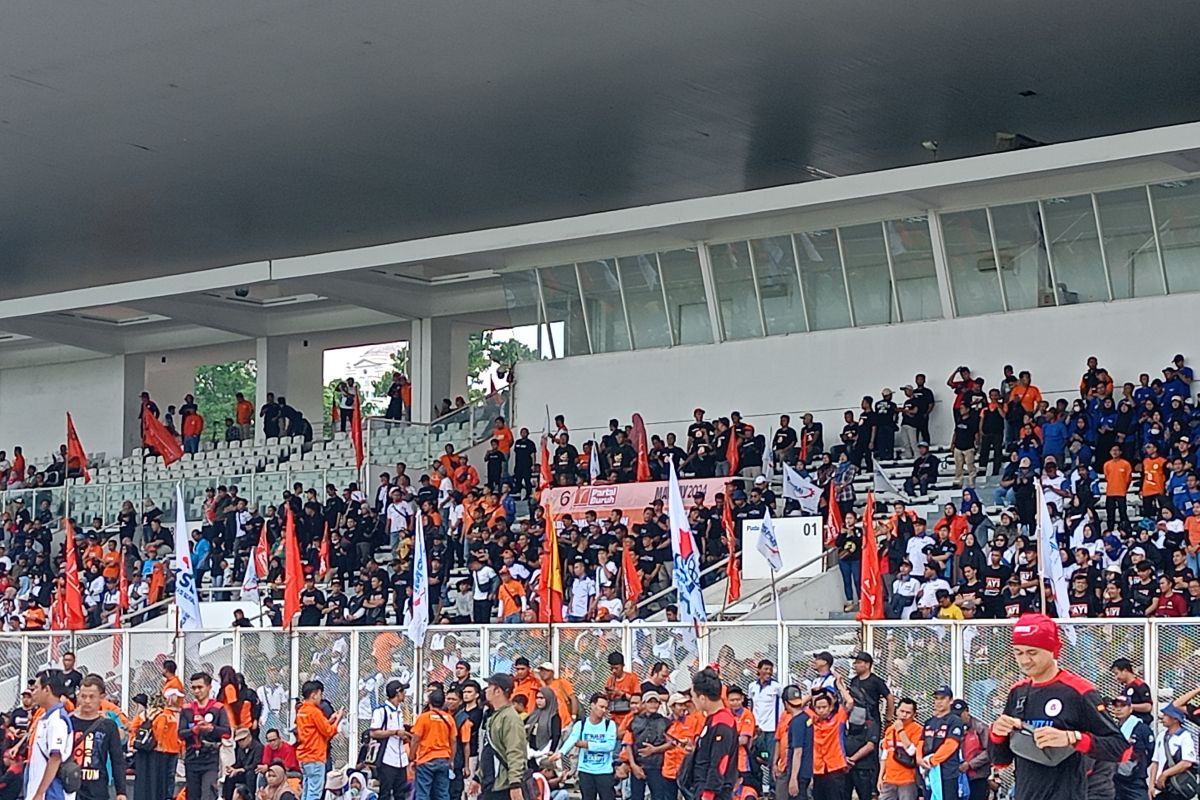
[72,675,127,800]
[60,651,84,701]
[849,652,892,725]
[511,428,536,499]
[1101,581,1133,618]
[298,576,326,627]
[874,390,899,462]
[483,439,507,492]
[552,434,580,485]
[1065,573,1100,619]
[911,374,935,445]
[688,668,738,800]
[687,408,714,454]
[610,431,637,483]
[772,415,798,468]
[904,443,940,498]
[990,614,1127,800]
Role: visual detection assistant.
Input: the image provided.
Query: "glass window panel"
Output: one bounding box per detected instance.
[617,254,672,349]
[499,270,552,358]
[538,265,591,357]
[989,202,1054,310]
[576,259,632,353]
[658,248,713,345]
[1150,180,1200,294]
[1097,187,1164,300]
[708,241,764,340]
[749,236,807,335]
[795,230,851,330]
[886,217,942,321]
[839,223,895,326]
[942,210,1003,317]
[1041,195,1108,304]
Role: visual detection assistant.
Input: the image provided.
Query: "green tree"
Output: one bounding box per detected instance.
[194,361,257,427]
[369,348,410,412]
[465,331,538,401]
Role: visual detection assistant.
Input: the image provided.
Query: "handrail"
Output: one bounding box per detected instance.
[718,546,835,618]
[637,555,733,610]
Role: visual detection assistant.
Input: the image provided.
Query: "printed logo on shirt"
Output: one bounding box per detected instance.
[1044,699,1063,718]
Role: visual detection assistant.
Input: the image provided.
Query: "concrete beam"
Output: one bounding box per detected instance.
[0,315,126,354]
[129,296,270,338]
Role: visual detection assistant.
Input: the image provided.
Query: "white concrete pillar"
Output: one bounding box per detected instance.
[410,319,474,422]
[121,354,148,456]
[287,338,324,433]
[255,337,289,440]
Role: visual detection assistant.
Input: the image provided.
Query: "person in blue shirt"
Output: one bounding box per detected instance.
[1041,410,1069,467]
[783,687,813,800]
[1133,375,1157,411]
[1162,365,1191,405]
[552,693,618,800]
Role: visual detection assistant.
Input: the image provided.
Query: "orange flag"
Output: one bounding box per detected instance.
[62,520,86,630]
[66,413,91,483]
[319,522,331,578]
[282,506,303,628]
[142,409,184,466]
[537,500,564,623]
[621,538,643,605]
[255,520,271,579]
[331,403,340,425]
[350,391,364,471]
[113,551,129,662]
[825,481,843,547]
[631,414,652,482]
[858,492,883,620]
[539,435,553,490]
[726,423,740,476]
[723,492,741,603]
[147,562,166,605]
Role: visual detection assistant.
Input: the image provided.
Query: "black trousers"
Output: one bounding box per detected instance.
[473,598,493,624]
[1106,496,1130,531]
[185,765,220,800]
[846,766,878,799]
[579,772,616,800]
[811,772,845,800]
[1114,776,1149,800]
[379,763,410,800]
[978,433,1004,475]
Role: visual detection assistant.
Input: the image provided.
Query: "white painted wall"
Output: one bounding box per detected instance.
[514,292,1200,446]
[0,354,141,463]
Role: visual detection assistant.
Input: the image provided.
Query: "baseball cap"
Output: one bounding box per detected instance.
[537,662,555,672]
[951,699,968,714]
[385,680,409,698]
[782,685,804,704]
[731,490,747,501]
[668,693,688,707]
[641,691,662,704]
[933,685,953,698]
[1109,696,1130,706]
[813,650,834,665]
[852,652,873,665]
[754,475,767,486]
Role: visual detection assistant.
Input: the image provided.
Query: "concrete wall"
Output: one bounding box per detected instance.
[514,292,1200,447]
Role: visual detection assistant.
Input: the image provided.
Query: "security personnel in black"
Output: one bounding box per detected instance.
[609,430,637,483]
[843,704,880,800]
[511,428,536,498]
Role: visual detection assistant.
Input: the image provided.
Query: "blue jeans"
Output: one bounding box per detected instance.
[992,486,1015,506]
[415,758,451,800]
[184,435,200,454]
[839,559,861,601]
[301,762,326,800]
[630,769,673,800]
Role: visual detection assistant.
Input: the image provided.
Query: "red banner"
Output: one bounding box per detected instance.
[142,409,183,465]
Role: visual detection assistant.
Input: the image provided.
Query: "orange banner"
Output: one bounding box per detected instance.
[547,477,730,527]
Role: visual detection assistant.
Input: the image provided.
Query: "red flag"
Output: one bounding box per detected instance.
[539,435,553,490]
[857,492,883,620]
[825,481,843,547]
[350,391,364,471]
[726,423,740,476]
[113,551,129,662]
[255,521,271,579]
[282,507,303,629]
[799,429,809,465]
[537,501,564,623]
[722,493,741,603]
[621,538,643,605]
[147,562,166,605]
[62,519,85,630]
[631,414,651,482]
[65,413,91,484]
[489,375,499,396]
[319,522,331,578]
[142,409,184,466]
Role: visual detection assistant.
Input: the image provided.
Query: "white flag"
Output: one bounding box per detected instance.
[872,460,908,499]
[407,511,429,645]
[589,440,601,482]
[1036,480,1071,623]
[239,554,260,604]
[1069,514,1092,550]
[756,508,784,572]
[667,461,706,655]
[782,463,821,514]
[172,483,204,630]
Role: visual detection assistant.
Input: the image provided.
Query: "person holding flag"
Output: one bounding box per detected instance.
[782,463,821,515]
[723,488,742,604]
[858,493,884,621]
[66,413,91,483]
[667,461,706,657]
[408,510,430,645]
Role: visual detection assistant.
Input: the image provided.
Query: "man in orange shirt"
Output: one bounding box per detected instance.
[181,408,204,455]
[411,688,457,800]
[537,663,578,726]
[726,686,758,784]
[1140,442,1168,520]
[605,652,642,727]
[1103,445,1133,531]
[807,674,855,800]
[498,569,527,624]
[234,392,254,440]
[661,694,701,788]
[511,658,543,709]
[1008,371,1043,414]
[296,680,343,800]
[877,697,923,800]
[161,659,186,708]
[494,417,515,458]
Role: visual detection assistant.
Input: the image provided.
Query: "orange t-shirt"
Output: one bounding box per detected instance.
[732,708,757,773]
[295,702,338,764]
[662,713,703,779]
[163,675,186,707]
[512,674,544,709]
[102,551,121,581]
[499,580,526,620]
[1186,516,1200,548]
[808,707,849,776]
[1009,384,1043,413]
[605,672,642,722]
[880,721,923,786]
[373,631,403,673]
[1104,458,1132,497]
[153,708,185,754]
[223,684,255,729]
[236,400,254,425]
[495,426,515,455]
[547,677,576,726]
[1142,456,1168,496]
[412,708,457,763]
[774,709,794,773]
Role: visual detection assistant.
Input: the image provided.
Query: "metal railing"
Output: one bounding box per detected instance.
[364,387,511,474]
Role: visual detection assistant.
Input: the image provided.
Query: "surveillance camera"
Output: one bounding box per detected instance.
[921,140,939,152]
[234,287,250,298]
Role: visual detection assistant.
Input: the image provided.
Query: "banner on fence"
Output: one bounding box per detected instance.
[741,516,823,580]
[548,477,730,526]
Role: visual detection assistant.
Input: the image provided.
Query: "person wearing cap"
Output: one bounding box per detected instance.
[227,726,263,800]
[625,692,670,800]
[903,443,939,499]
[537,663,578,727]
[1149,704,1196,800]
[775,686,808,800]
[662,693,700,790]
[471,674,527,800]
[990,613,1128,800]
[850,652,893,725]
[1111,658,1154,726]
[805,670,856,800]
[874,390,899,462]
[917,686,965,800]
[1109,695,1153,800]
[950,699,990,800]
[805,652,837,699]
[369,680,413,800]
[877,697,922,800]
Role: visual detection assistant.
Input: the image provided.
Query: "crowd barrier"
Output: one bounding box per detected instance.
[2,618,1192,767]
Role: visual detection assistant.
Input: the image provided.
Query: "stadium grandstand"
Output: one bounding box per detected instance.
[2,4,1200,800]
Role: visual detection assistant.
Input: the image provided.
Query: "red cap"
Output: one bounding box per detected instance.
[1011,612,1062,658]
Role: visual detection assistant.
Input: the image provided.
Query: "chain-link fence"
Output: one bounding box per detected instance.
[871,622,955,711]
[74,631,124,706]
[786,624,861,686]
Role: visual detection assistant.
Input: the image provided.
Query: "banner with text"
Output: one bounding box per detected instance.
[547,478,731,528]
[742,516,824,581]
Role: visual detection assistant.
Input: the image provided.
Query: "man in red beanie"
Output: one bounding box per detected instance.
[989,613,1128,800]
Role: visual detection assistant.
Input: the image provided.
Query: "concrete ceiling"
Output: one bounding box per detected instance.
[4,0,1200,302]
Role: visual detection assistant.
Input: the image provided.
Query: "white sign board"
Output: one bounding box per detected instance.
[742,516,824,580]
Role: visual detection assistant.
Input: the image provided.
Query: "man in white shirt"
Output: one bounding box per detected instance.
[905,526,934,577]
[888,560,922,619]
[916,563,951,613]
[369,680,413,800]
[257,665,288,732]
[386,487,412,554]
[1039,457,1071,512]
[469,557,497,624]
[747,658,782,789]
[437,468,455,510]
[565,558,597,622]
[595,584,623,621]
[26,669,74,800]
[1149,704,1196,796]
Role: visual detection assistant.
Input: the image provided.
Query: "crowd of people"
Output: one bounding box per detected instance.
[2,613,1195,800]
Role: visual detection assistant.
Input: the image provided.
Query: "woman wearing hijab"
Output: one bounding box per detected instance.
[966,501,993,544]
[526,687,563,760]
[959,530,987,579]
[256,762,298,800]
[832,451,857,517]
